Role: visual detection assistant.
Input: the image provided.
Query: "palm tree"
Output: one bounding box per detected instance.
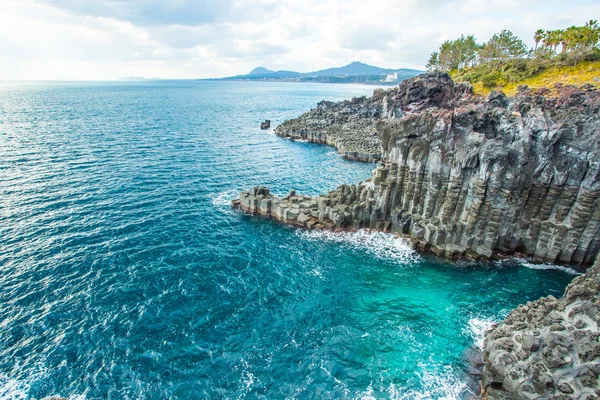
[562,26,579,53]
[584,20,599,50]
[534,29,545,51]
[543,30,562,54]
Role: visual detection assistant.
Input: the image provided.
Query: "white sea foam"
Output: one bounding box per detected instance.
[464,316,498,349]
[210,189,240,207]
[398,365,469,400]
[356,365,470,400]
[0,369,86,400]
[0,375,28,400]
[514,258,581,276]
[298,229,419,265]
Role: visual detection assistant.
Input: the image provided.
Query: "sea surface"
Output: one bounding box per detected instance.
[0,80,576,399]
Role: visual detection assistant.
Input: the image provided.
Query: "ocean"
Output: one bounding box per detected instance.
[0,80,575,399]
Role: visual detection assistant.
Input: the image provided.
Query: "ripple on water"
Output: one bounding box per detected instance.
[0,81,576,399]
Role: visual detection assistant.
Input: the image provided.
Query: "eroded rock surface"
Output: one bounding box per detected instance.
[481,259,600,399]
[275,73,472,162]
[236,73,600,266]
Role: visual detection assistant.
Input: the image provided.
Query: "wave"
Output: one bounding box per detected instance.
[356,365,469,400]
[0,371,86,400]
[464,316,499,350]
[515,259,582,276]
[209,189,240,207]
[0,375,28,400]
[298,229,419,265]
[499,258,581,275]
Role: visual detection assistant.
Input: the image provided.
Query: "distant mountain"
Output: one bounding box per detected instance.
[215,61,424,85]
[306,61,398,77]
[248,67,274,75]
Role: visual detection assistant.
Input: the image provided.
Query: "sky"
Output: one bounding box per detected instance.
[1,0,598,80]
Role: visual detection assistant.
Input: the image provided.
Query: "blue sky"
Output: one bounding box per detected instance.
[1,0,598,80]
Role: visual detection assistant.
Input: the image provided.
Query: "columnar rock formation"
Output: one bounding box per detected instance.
[275,94,383,162]
[238,74,600,266]
[481,258,600,399]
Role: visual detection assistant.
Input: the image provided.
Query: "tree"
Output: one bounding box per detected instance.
[478,30,527,65]
[428,35,482,72]
[426,52,439,71]
[543,30,563,53]
[427,22,596,75]
[534,29,545,51]
[562,26,582,53]
[462,35,481,67]
[583,20,600,51]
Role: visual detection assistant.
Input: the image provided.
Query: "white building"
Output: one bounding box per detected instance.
[384,73,398,82]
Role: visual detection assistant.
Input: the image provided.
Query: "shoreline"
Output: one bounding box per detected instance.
[233,72,600,399]
[231,188,585,272]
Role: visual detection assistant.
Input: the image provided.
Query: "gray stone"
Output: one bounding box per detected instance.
[482,261,600,400]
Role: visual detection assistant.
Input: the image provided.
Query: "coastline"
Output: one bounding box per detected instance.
[231,186,587,271]
[233,72,600,399]
[235,74,600,266]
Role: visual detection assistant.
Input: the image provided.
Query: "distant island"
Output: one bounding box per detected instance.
[208,61,423,85]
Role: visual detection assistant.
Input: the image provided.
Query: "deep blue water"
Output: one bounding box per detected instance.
[0,80,576,399]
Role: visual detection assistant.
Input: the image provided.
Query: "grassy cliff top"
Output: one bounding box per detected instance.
[451,60,600,96]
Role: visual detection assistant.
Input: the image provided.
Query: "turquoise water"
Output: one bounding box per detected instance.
[0,80,575,399]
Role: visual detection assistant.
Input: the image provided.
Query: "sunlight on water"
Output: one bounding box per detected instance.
[0,80,575,399]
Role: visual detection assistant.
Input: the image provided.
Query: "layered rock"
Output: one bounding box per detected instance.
[481,259,600,399]
[275,95,383,162]
[275,74,475,162]
[236,73,600,266]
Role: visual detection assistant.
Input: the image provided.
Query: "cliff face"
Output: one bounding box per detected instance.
[275,74,472,162]
[275,95,383,162]
[374,77,600,265]
[481,260,600,399]
[237,74,600,266]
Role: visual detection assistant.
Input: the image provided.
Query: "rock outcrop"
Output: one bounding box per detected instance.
[236,73,600,266]
[481,258,600,399]
[260,119,271,130]
[275,95,383,162]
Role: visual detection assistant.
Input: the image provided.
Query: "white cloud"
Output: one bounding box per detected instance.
[0,0,598,80]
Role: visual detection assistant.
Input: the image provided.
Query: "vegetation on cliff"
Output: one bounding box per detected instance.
[426,21,600,94]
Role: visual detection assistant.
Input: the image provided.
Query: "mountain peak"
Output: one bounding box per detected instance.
[248,67,274,75]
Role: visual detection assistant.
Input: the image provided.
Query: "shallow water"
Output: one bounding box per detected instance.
[0,80,575,399]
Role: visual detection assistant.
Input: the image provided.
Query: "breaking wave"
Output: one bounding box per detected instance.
[361,365,470,400]
[298,229,420,264]
[464,316,499,349]
[209,189,240,207]
[516,259,582,276]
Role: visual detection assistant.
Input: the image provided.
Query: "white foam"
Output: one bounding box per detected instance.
[465,317,498,349]
[516,259,581,276]
[298,229,419,265]
[0,369,85,400]
[358,365,469,400]
[0,375,28,400]
[209,189,239,207]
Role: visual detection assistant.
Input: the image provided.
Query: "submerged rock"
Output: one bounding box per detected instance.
[237,73,600,266]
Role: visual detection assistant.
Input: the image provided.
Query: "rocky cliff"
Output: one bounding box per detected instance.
[481,259,600,399]
[237,74,600,266]
[275,95,383,162]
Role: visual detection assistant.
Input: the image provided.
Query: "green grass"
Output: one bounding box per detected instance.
[451,59,600,96]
